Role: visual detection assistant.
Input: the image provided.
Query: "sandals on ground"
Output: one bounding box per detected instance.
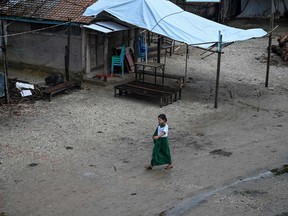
[145,165,153,170]
[165,164,174,169]
[145,164,173,170]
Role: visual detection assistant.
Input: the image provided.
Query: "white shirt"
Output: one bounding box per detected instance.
[157,124,168,137]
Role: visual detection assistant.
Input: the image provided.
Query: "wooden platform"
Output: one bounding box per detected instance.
[114,81,181,107]
[42,80,82,101]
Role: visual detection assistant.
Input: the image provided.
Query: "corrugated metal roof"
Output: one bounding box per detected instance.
[0,0,96,24]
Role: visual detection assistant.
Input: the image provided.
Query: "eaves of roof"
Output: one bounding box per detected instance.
[0,0,96,24]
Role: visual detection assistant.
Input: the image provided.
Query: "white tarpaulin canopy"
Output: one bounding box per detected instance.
[83,0,267,48]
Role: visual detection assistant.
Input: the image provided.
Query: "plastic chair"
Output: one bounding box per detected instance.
[138,34,148,61]
[111,45,126,77]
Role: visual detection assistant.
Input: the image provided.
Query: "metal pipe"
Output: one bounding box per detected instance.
[214,31,222,108]
[265,0,274,87]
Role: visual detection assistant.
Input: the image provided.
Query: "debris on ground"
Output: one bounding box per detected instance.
[93,73,120,81]
[271,164,288,175]
[45,73,64,86]
[209,149,233,157]
[272,33,288,61]
[0,78,43,104]
[28,163,38,167]
[0,78,44,117]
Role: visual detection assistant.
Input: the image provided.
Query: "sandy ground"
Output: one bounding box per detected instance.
[1,19,288,216]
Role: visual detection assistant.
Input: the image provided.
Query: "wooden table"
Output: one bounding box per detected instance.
[135,62,165,85]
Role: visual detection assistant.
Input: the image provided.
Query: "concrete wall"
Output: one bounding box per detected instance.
[1,21,83,74]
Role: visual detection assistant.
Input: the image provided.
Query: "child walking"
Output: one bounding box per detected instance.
[145,114,173,170]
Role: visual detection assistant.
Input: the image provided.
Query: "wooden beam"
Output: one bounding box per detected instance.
[86,34,91,74]
[81,28,86,73]
[157,35,161,63]
[65,20,71,81]
[103,35,109,82]
[184,44,188,86]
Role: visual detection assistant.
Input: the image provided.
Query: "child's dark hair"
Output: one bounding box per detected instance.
[158,114,167,122]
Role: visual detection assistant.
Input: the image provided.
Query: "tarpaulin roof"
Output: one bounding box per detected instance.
[83,0,267,48]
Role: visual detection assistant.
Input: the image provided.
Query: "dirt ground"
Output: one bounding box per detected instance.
[1,19,288,216]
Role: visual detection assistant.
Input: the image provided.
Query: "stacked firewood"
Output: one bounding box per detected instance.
[272,33,288,61]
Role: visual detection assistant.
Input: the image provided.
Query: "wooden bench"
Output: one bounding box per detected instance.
[114,81,181,107]
[42,80,82,102]
[128,81,181,101]
[115,85,169,107]
[135,70,185,85]
[114,84,172,107]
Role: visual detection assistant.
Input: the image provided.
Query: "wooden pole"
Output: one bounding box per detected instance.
[157,35,161,63]
[65,20,71,81]
[103,35,108,84]
[1,20,9,103]
[135,28,139,61]
[145,32,148,63]
[214,32,222,108]
[218,0,222,23]
[265,0,274,87]
[81,28,86,74]
[184,44,188,86]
